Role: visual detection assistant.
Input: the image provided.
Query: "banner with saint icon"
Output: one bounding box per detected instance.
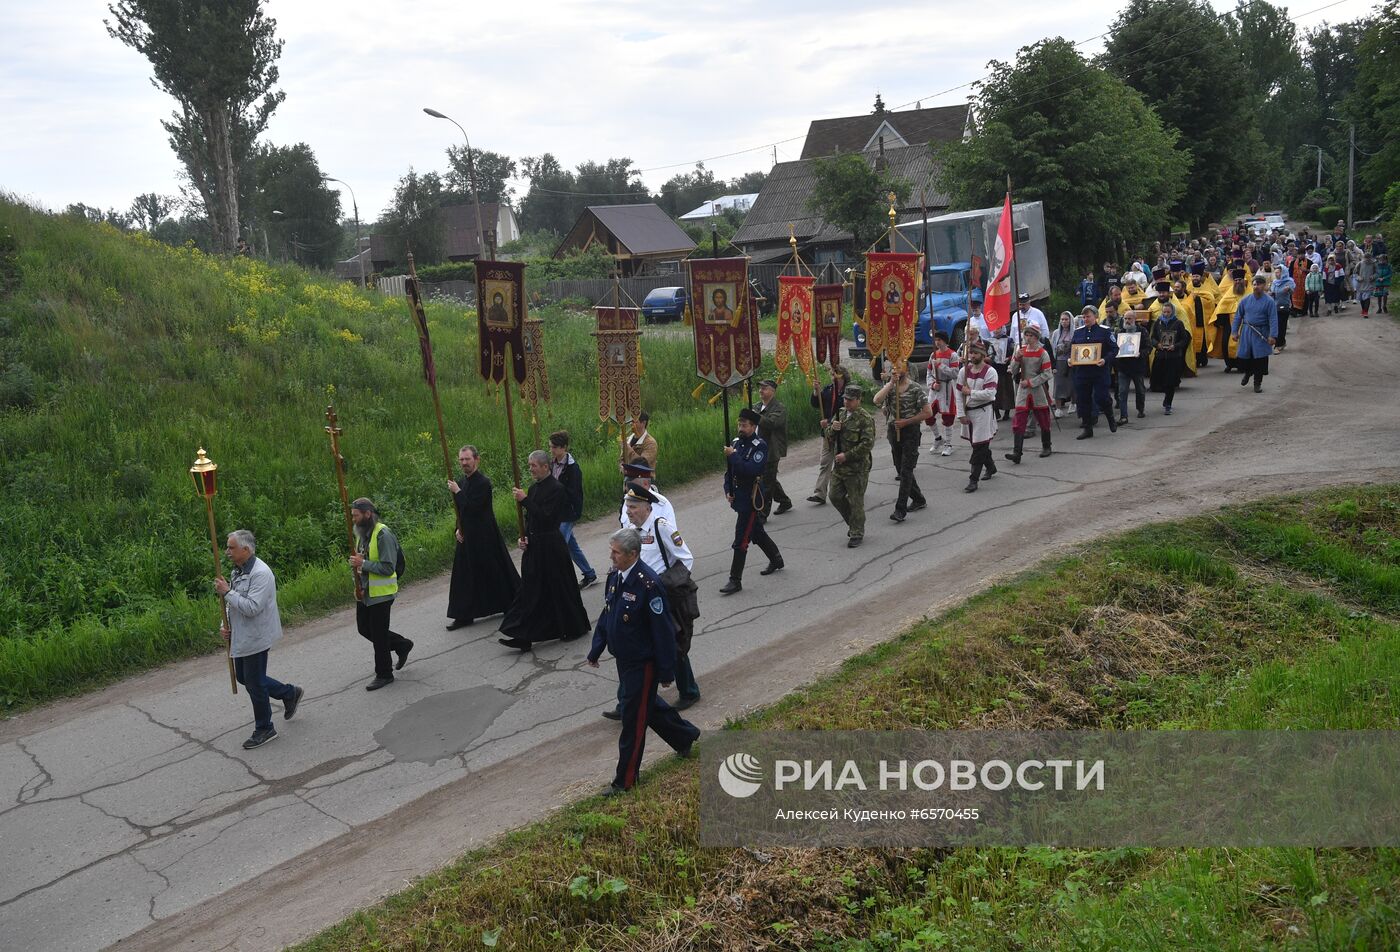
[814,283,845,368]
[519,317,550,404]
[775,275,814,380]
[593,304,642,424]
[475,260,527,384]
[686,257,758,387]
[864,252,923,370]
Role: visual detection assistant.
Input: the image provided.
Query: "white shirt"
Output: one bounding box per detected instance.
[618,486,675,528]
[628,510,694,574]
[1016,305,1051,341]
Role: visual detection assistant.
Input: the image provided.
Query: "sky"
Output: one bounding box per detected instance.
[0,0,1374,224]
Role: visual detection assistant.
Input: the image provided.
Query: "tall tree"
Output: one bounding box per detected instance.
[517,155,650,235]
[1227,0,1313,200]
[1341,2,1399,219]
[128,192,177,231]
[444,147,516,204]
[106,0,284,254]
[729,169,770,194]
[655,163,721,218]
[1102,0,1257,229]
[378,169,446,264]
[243,143,342,268]
[807,153,912,251]
[941,37,1188,279]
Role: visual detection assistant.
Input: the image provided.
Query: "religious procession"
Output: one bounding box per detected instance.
[197,187,1371,807]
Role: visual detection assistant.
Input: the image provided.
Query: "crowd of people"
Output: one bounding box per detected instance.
[213,216,1388,791]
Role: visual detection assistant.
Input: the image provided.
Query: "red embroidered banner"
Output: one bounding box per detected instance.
[593,305,641,423]
[775,275,814,378]
[475,260,527,384]
[519,317,549,405]
[687,257,757,387]
[864,252,923,370]
[814,283,844,369]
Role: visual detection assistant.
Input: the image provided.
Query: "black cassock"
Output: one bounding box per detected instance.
[498,475,591,644]
[447,470,520,624]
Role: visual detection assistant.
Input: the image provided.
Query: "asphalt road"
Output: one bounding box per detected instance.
[3,310,1398,952]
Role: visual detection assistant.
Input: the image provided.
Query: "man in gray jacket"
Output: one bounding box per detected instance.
[215,530,303,749]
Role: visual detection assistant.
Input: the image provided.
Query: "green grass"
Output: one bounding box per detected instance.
[0,197,818,709]
[291,485,1400,952]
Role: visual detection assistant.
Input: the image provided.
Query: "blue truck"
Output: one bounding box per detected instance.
[849,201,1049,370]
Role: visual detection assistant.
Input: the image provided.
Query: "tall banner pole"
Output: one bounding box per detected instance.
[711,217,733,440]
[1008,175,1021,352]
[324,406,364,602]
[502,376,526,538]
[189,447,236,694]
[405,253,461,536]
[887,192,902,430]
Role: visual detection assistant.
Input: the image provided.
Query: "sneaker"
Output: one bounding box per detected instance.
[1136,410,1145,418]
[1163,406,1173,415]
[907,500,927,512]
[847,535,863,548]
[283,685,304,721]
[1052,407,1063,419]
[940,444,952,456]
[889,510,906,523]
[579,575,598,590]
[242,727,278,749]
[1118,415,1128,425]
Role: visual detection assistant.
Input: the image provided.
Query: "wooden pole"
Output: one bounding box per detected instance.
[502,375,526,537]
[204,495,236,694]
[324,405,364,601]
[406,254,461,536]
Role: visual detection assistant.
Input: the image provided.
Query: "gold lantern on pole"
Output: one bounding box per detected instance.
[190,447,237,694]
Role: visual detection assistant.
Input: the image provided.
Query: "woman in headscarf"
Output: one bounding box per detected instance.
[1050,310,1075,418]
[1149,300,1188,414]
[1323,254,1346,314]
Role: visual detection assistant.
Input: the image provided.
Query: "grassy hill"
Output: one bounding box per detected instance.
[0,197,816,708]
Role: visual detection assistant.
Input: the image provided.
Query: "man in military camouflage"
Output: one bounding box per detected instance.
[827,383,875,547]
[873,365,932,522]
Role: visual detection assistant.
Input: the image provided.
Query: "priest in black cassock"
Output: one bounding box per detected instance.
[498,450,591,651]
[446,444,520,630]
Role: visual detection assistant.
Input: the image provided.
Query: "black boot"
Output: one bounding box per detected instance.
[1005,434,1024,464]
[719,550,746,595]
[964,459,982,492]
[1076,426,1093,440]
[756,536,784,575]
[983,453,998,478]
[1039,429,1052,458]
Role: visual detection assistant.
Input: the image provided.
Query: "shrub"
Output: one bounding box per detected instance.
[1317,205,1344,227]
[1294,188,1333,222]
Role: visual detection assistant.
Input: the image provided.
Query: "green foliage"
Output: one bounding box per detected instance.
[941,37,1188,277]
[444,147,516,205]
[498,229,560,258]
[378,168,446,264]
[1317,205,1344,227]
[518,154,651,235]
[655,163,721,219]
[807,153,912,251]
[1102,0,1256,230]
[0,197,819,707]
[520,246,614,283]
[105,0,285,253]
[1293,186,1334,221]
[1342,2,1400,218]
[244,141,343,268]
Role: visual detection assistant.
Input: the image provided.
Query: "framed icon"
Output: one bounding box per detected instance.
[1070,342,1103,366]
[1116,332,1141,358]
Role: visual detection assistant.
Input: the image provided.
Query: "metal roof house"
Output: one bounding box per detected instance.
[732,103,970,266]
[678,193,760,221]
[553,203,697,275]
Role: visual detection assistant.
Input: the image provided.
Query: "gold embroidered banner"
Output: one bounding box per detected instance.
[776,275,814,380]
[519,317,550,405]
[687,257,757,387]
[864,252,923,370]
[475,260,527,384]
[814,283,844,369]
[593,305,642,423]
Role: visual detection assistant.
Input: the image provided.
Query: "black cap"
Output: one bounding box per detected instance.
[1151,266,1167,280]
[758,378,777,389]
[738,407,761,424]
[1230,267,1246,280]
[623,482,658,504]
[621,459,654,476]
[1190,261,1205,276]
[1018,292,1030,301]
[1155,281,1171,293]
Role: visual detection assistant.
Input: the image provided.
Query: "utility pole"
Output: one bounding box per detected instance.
[1347,122,1355,232]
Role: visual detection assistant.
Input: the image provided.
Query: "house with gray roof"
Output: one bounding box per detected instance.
[553,203,697,275]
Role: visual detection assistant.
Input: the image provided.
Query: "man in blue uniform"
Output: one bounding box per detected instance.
[587,527,701,796]
[1070,306,1119,440]
[719,407,783,595]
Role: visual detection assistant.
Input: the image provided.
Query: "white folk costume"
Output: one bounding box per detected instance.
[925,344,962,456]
[955,353,999,492]
[1005,341,1054,464]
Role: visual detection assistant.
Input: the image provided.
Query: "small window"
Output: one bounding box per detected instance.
[1013,225,1031,245]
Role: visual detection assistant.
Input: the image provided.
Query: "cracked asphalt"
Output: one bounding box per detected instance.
[3,312,1398,951]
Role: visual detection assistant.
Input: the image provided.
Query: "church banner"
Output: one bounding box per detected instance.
[814,283,844,369]
[475,260,527,384]
[775,275,814,379]
[519,317,550,405]
[593,305,642,424]
[864,252,923,370]
[688,257,757,387]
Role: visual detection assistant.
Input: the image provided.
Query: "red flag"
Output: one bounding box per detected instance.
[984,193,1014,334]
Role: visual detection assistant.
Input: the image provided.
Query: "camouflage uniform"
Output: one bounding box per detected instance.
[828,391,875,543]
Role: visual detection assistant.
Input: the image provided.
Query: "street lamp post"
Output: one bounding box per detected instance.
[423,107,492,260]
[322,175,366,287]
[270,209,286,263]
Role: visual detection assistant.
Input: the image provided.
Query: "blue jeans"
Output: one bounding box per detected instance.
[233,650,295,731]
[560,521,594,579]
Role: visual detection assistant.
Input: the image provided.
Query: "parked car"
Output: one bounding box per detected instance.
[641,286,687,323]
